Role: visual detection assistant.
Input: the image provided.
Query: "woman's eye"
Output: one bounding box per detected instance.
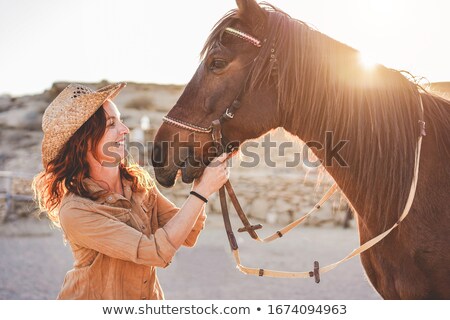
[210,59,228,70]
[109,118,123,126]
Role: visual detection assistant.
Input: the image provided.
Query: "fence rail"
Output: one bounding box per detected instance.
[0,171,35,223]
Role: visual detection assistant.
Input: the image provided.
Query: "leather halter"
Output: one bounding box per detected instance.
[162,27,427,281]
[162,27,264,143]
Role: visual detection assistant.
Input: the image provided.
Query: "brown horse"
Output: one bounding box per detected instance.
[152,0,450,299]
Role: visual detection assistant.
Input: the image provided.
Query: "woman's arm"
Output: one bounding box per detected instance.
[161,153,229,249]
[59,154,229,267]
[156,187,206,247]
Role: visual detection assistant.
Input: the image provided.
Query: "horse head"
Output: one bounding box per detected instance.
[152,0,281,187]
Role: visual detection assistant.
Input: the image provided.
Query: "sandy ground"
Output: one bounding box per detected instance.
[0,214,380,300]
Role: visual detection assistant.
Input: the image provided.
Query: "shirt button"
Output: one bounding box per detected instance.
[141,297,146,300]
[107,195,113,202]
[144,280,148,284]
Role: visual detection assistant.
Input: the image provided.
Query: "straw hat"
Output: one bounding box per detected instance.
[41,82,126,167]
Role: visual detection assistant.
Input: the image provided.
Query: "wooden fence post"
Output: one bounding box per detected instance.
[0,171,35,224]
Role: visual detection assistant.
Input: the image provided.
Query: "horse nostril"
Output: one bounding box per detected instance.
[151,142,165,168]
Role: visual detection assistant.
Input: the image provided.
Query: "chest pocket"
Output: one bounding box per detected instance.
[97,203,132,224]
[113,210,131,224]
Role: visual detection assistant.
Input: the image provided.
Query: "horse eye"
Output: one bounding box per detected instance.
[209,59,228,70]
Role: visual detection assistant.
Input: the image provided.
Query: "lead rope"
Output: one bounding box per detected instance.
[225,180,338,243]
[216,96,426,281]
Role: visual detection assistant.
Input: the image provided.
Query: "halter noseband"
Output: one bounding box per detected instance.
[162,116,213,133]
[162,27,265,140]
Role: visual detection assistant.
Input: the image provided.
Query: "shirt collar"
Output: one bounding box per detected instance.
[82,177,133,205]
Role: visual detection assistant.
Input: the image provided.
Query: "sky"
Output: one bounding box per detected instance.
[0,0,449,96]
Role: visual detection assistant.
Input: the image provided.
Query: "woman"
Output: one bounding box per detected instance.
[32,82,229,299]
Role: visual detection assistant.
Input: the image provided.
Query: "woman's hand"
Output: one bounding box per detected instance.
[192,153,230,199]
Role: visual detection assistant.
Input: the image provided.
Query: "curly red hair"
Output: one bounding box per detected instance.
[32,106,154,227]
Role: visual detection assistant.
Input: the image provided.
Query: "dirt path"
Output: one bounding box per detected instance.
[0,215,380,300]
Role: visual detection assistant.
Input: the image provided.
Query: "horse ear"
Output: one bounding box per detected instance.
[236,0,266,29]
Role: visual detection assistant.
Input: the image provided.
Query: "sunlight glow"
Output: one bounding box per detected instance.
[0,0,449,96]
[359,51,378,70]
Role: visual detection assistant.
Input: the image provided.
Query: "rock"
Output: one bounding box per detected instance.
[0,99,47,131]
[249,198,270,221]
[277,210,294,225]
[275,198,292,212]
[0,95,12,112]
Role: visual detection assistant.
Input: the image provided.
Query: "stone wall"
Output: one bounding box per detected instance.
[157,170,350,227]
[0,169,350,227]
[152,128,351,228]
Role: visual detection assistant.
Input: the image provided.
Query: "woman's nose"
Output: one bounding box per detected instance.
[120,122,130,135]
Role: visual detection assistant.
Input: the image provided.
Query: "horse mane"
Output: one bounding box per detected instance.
[202,3,450,229]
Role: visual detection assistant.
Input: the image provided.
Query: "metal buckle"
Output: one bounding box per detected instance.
[211,120,222,142]
[225,108,234,119]
[308,261,320,283]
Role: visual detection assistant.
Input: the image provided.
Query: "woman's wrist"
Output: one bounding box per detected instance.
[190,191,208,203]
[191,186,211,200]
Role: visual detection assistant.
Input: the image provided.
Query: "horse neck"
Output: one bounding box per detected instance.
[262,21,422,234]
[282,88,419,236]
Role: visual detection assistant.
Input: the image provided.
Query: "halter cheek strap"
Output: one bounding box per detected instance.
[163,27,263,145]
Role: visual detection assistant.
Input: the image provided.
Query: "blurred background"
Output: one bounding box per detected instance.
[0,0,449,299]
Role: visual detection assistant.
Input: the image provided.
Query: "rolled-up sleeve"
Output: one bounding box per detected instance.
[59,200,176,268]
[155,187,206,247]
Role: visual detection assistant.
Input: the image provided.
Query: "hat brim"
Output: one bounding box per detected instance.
[96,82,126,101]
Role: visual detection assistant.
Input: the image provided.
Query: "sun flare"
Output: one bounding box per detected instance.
[359,51,378,70]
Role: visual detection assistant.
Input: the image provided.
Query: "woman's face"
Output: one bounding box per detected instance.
[94,99,130,166]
